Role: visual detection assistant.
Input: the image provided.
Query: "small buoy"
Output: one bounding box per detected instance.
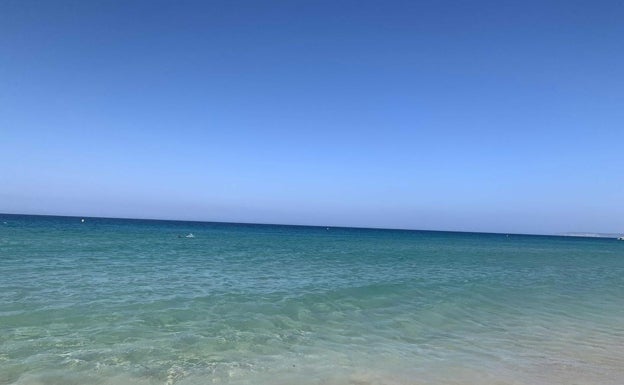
[81,219,85,223]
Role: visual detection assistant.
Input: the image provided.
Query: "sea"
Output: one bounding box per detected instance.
[1,214,623,385]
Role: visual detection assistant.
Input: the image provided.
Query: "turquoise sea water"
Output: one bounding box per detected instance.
[1,214,623,385]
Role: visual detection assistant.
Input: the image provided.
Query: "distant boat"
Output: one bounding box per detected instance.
[618,236,624,241]
[185,233,195,238]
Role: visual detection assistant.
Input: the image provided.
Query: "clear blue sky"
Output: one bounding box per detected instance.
[1,0,623,234]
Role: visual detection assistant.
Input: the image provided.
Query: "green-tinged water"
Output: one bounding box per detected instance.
[1,214,623,385]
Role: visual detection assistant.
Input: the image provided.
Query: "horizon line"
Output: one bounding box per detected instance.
[1,211,620,239]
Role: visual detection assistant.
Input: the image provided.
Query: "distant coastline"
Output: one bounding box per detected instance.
[560,232,623,239]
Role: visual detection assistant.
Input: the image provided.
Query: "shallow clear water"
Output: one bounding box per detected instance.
[1,214,623,385]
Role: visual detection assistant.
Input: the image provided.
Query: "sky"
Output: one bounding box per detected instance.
[1,0,623,234]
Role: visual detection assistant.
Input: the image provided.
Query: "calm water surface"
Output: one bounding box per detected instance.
[1,214,623,385]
